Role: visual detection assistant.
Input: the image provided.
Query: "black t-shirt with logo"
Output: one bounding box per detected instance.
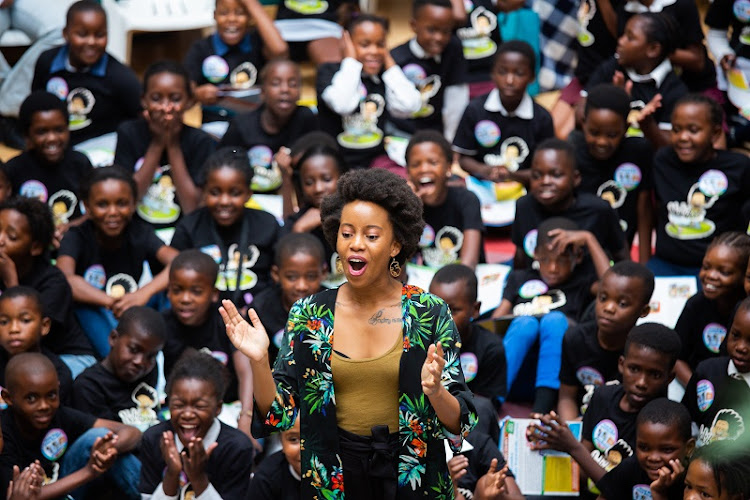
[184,32,265,88]
[456,0,503,83]
[674,292,732,370]
[597,455,684,500]
[574,0,623,84]
[503,267,596,322]
[582,383,637,472]
[706,0,750,60]
[460,322,506,404]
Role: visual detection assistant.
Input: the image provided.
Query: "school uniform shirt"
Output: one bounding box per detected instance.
[653,148,750,267]
[417,186,485,268]
[453,90,554,174]
[58,219,165,300]
[511,192,626,262]
[596,455,684,500]
[582,383,637,472]
[574,0,623,85]
[559,321,623,412]
[219,105,318,193]
[113,118,216,235]
[281,206,335,267]
[390,36,467,134]
[0,406,96,492]
[502,267,595,322]
[569,131,653,245]
[31,45,141,145]
[682,356,750,446]
[139,419,253,499]
[72,362,160,431]
[255,285,477,499]
[4,149,92,225]
[250,284,293,365]
[161,308,241,401]
[587,58,688,131]
[460,322,506,404]
[0,347,73,407]
[705,0,750,61]
[674,292,730,371]
[456,0,503,83]
[316,58,421,169]
[170,207,279,307]
[248,450,301,500]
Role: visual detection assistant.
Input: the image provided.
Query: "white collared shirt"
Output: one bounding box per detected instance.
[409,37,442,63]
[483,88,535,119]
[625,58,673,88]
[728,360,750,389]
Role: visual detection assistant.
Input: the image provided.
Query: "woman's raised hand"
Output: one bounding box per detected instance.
[219,300,270,363]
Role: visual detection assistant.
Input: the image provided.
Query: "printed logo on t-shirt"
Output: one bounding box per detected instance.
[19,180,48,202]
[576,366,605,387]
[105,273,138,299]
[464,0,474,12]
[702,323,727,354]
[67,88,95,131]
[137,163,181,224]
[592,419,618,452]
[577,0,596,46]
[230,62,258,89]
[591,438,632,471]
[41,428,68,461]
[118,382,159,431]
[420,225,464,268]
[474,120,500,148]
[200,244,222,264]
[284,0,328,14]
[200,347,229,365]
[460,352,479,382]
[84,265,107,290]
[46,77,69,100]
[248,145,281,193]
[216,244,260,292]
[523,229,537,258]
[483,137,529,172]
[614,163,642,191]
[698,408,746,446]
[632,484,652,500]
[457,7,498,60]
[338,91,385,150]
[518,279,548,299]
[202,55,230,83]
[734,0,750,23]
[49,190,78,226]
[696,379,715,412]
[402,65,440,118]
[665,175,723,241]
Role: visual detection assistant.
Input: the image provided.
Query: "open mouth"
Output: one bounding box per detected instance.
[348,257,367,276]
[179,424,199,441]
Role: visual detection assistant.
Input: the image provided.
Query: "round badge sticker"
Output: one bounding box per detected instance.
[273,329,285,349]
[402,64,427,84]
[248,145,273,169]
[83,265,107,290]
[614,163,642,191]
[202,55,230,83]
[734,0,750,22]
[474,120,501,148]
[464,0,474,12]
[46,77,69,100]
[42,428,68,461]
[523,229,537,258]
[632,485,652,500]
[420,224,436,248]
[698,170,728,198]
[210,350,229,365]
[518,279,549,299]
[460,352,479,382]
[19,180,49,202]
[703,323,727,354]
[576,366,604,387]
[696,379,715,412]
[592,419,618,452]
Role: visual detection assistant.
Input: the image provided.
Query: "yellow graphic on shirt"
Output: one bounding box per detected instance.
[457,7,498,59]
[420,225,464,268]
[137,162,181,224]
[118,382,159,431]
[285,0,328,14]
[67,88,95,131]
[49,190,78,227]
[483,137,530,173]
[577,0,596,47]
[698,408,745,446]
[338,90,385,149]
[216,243,260,292]
[230,62,258,89]
[666,170,727,240]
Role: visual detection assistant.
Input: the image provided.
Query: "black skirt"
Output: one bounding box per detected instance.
[337,425,400,499]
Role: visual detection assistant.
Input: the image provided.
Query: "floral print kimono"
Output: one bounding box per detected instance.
[257,284,478,499]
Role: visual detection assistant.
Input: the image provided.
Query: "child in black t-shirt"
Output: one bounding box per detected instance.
[454,40,554,187]
[558,261,654,421]
[527,325,682,486]
[429,264,506,408]
[171,148,280,309]
[447,436,523,500]
[0,197,95,376]
[683,440,750,500]
[184,0,287,123]
[249,415,302,499]
[220,60,318,193]
[72,306,165,431]
[7,91,92,245]
[406,131,484,269]
[683,296,750,447]
[0,352,142,498]
[57,166,178,358]
[455,0,503,97]
[674,232,750,387]
[390,0,468,138]
[31,2,141,146]
[651,95,750,277]
[0,287,72,406]
[251,233,326,364]
[139,352,253,498]
[511,138,628,270]
[571,84,654,261]
[114,60,216,240]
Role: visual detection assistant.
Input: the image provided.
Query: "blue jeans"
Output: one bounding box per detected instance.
[59,427,141,500]
[503,312,568,394]
[74,306,118,358]
[59,354,97,379]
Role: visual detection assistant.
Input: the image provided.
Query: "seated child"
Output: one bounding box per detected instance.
[528,325,682,484]
[251,233,326,364]
[651,95,750,277]
[31,1,141,146]
[72,306,166,431]
[219,60,319,193]
[683,440,750,500]
[570,84,654,262]
[5,91,92,243]
[184,0,287,123]
[674,232,750,386]
[0,196,95,376]
[557,261,653,421]
[171,147,280,308]
[0,353,142,498]
[114,60,217,239]
[57,166,178,358]
[429,264,506,408]
[511,138,628,270]
[453,40,554,186]
[683,295,750,447]
[447,435,523,500]
[248,415,301,499]
[316,14,421,169]
[390,0,469,139]
[407,130,484,269]
[455,0,503,98]
[139,352,254,498]
[161,250,255,438]
[596,398,695,500]
[0,287,72,406]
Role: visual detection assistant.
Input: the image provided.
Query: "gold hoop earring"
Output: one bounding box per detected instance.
[335,256,344,275]
[389,258,401,278]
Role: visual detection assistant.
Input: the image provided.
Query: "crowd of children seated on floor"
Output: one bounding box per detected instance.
[0,0,749,497]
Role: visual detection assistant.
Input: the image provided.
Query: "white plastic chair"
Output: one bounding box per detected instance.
[101,0,216,64]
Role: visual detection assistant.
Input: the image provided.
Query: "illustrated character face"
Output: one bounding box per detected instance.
[601,191,616,206]
[691,192,706,208]
[109,284,126,299]
[52,201,67,216]
[711,419,729,440]
[70,96,85,113]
